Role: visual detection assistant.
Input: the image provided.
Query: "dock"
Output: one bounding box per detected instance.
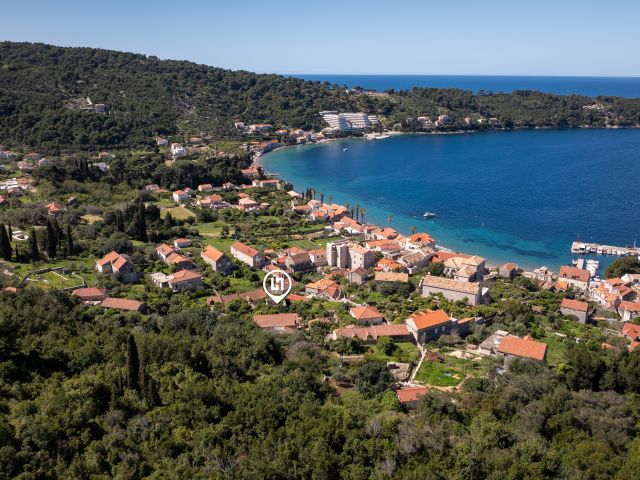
[571,241,640,257]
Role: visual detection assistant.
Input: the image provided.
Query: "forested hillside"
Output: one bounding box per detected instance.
[1,287,640,479]
[2,42,640,153]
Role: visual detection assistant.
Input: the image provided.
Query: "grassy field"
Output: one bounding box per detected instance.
[365,342,420,363]
[80,214,104,224]
[415,360,465,387]
[160,206,196,220]
[28,270,85,290]
[196,221,223,236]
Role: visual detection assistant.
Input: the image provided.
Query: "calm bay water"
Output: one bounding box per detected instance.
[262,129,640,271]
[294,74,640,98]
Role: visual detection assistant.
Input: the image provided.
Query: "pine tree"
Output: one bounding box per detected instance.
[66,225,74,255]
[28,229,40,261]
[0,224,12,260]
[45,219,57,259]
[127,333,140,391]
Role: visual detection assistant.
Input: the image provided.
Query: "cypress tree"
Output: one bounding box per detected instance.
[7,221,12,239]
[115,210,125,232]
[66,224,74,255]
[134,202,148,242]
[0,224,12,260]
[28,229,40,261]
[126,333,140,391]
[45,219,57,259]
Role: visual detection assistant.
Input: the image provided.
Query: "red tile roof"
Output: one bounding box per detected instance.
[396,386,428,404]
[202,245,225,262]
[559,266,590,283]
[231,241,259,258]
[497,335,547,361]
[72,287,107,300]
[253,313,300,329]
[409,310,451,330]
[350,305,383,321]
[560,298,589,312]
[100,297,145,312]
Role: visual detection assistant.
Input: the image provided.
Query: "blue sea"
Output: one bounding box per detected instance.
[294,75,640,98]
[261,129,640,271]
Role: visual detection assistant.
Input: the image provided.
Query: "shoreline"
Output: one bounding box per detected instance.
[256,128,640,273]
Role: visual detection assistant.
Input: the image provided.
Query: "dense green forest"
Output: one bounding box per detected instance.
[1,286,640,479]
[2,42,640,153]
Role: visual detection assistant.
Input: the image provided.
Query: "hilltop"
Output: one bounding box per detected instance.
[1,42,640,153]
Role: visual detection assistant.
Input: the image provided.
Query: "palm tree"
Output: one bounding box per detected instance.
[310,188,316,200]
[328,195,333,203]
[387,215,393,226]
[355,204,361,222]
[361,208,366,224]
[410,225,417,235]
[320,192,325,203]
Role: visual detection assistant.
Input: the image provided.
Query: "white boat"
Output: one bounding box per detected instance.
[423,211,436,218]
[375,134,390,140]
[343,148,348,152]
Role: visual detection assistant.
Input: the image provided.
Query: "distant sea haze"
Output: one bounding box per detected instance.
[292,75,640,98]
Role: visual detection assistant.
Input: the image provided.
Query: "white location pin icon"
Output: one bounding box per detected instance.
[263,269,293,304]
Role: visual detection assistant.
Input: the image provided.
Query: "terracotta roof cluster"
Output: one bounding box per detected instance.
[100,297,145,312]
[374,271,409,283]
[97,251,130,270]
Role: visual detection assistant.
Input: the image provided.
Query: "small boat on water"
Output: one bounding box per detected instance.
[423,211,436,219]
[343,148,348,152]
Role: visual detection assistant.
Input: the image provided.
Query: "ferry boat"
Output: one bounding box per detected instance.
[423,211,436,219]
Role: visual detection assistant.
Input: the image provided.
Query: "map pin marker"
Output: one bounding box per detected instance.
[263,269,293,304]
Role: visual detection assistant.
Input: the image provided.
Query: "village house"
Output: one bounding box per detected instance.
[230,241,265,268]
[621,322,640,341]
[406,309,452,344]
[145,184,161,192]
[23,152,42,161]
[173,238,192,248]
[207,288,267,307]
[72,287,107,304]
[395,386,428,410]
[197,183,214,192]
[285,252,315,273]
[308,248,327,267]
[201,245,233,275]
[170,143,186,158]
[238,197,259,211]
[240,166,260,178]
[442,254,485,283]
[421,275,485,306]
[350,305,385,325]
[44,201,64,217]
[377,258,405,272]
[374,271,409,283]
[151,269,203,292]
[172,190,190,203]
[17,160,34,173]
[95,251,138,283]
[248,123,273,134]
[164,251,196,270]
[156,137,168,147]
[369,227,399,241]
[333,216,364,235]
[560,298,590,323]
[499,263,519,279]
[365,239,403,254]
[252,178,280,189]
[253,313,300,333]
[100,297,147,313]
[398,248,434,274]
[326,240,376,270]
[558,266,590,290]
[346,268,370,285]
[197,194,224,208]
[618,301,640,322]
[405,232,436,250]
[305,277,342,300]
[156,243,178,262]
[327,324,412,343]
[497,335,548,363]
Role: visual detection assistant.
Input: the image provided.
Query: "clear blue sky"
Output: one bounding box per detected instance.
[3,0,640,76]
